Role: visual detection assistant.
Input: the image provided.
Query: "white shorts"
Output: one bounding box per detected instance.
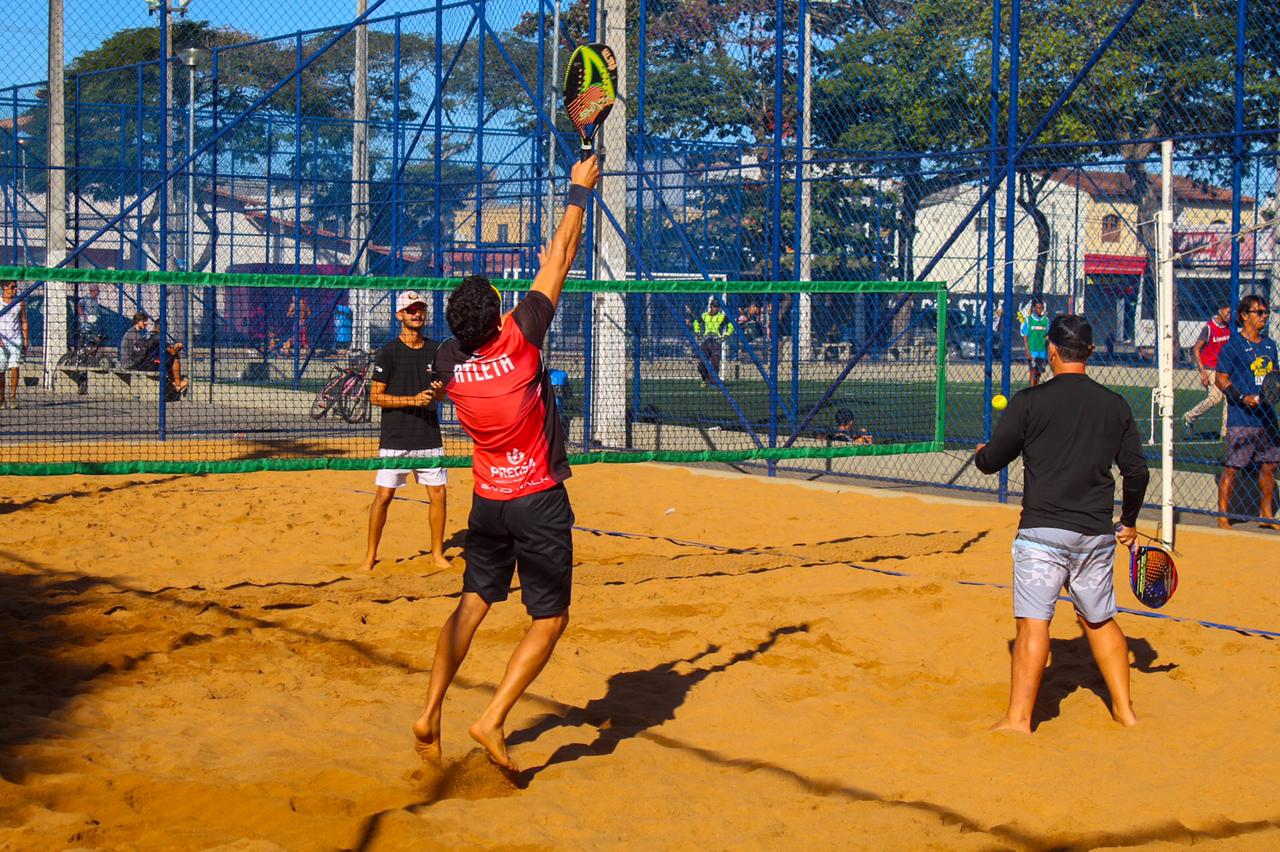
[0,339,21,371]
[375,447,448,489]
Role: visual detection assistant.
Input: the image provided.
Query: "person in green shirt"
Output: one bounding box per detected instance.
[692,298,734,387]
[1021,299,1049,386]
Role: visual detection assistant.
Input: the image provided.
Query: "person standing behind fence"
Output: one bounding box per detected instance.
[974,314,1148,733]
[693,298,734,387]
[359,291,451,573]
[0,280,29,409]
[1183,301,1232,438]
[1214,294,1279,530]
[76,284,102,344]
[1021,299,1049,386]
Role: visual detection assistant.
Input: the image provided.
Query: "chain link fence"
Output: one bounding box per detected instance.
[3,0,1279,524]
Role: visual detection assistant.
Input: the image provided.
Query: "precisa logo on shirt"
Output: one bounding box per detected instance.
[491,447,538,481]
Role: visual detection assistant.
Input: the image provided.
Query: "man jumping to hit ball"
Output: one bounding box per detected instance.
[974,315,1149,733]
[412,154,600,771]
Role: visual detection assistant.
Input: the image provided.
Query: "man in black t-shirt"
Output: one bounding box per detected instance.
[358,291,450,572]
[974,315,1149,734]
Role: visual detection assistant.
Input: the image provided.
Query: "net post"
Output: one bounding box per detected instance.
[1158,139,1176,548]
[589,0,629,450]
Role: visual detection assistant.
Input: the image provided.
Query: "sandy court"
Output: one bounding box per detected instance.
[2,463,1279,850]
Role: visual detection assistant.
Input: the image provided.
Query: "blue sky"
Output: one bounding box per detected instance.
[3,1,535,89]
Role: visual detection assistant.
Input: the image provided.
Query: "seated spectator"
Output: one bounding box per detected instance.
[119,311,189,396]
[829,406,873,445]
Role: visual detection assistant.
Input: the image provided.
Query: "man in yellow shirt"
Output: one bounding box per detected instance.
[692,298,734,387]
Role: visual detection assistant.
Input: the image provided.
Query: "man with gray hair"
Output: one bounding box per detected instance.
[974,314,1149,733]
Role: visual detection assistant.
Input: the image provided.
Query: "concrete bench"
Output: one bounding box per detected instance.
[59,365,161,395]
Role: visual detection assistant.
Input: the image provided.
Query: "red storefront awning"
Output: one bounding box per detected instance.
[1085,253,1147,276]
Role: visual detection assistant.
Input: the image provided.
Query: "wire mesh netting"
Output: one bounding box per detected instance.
[3,0,1280,523]
[0,268,944,474]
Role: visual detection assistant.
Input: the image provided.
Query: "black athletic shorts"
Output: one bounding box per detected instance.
[463,484,574,618]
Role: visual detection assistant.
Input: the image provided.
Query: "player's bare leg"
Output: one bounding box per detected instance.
[414,593,491,762]
[1078,615,1137,726]
[1218,467,1237,529]
[359,486,395,571]
[1258,463,1279,529]
[469,612,569,770]
[426,484,451,569]
[991,617,1050,734]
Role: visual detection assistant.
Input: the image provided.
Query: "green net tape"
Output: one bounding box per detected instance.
[0,265,943,295]
[0,441,941,477]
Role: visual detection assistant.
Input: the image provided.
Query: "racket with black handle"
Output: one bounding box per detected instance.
[563,43,618,161]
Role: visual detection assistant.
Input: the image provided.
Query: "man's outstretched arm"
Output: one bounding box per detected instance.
[531,156,601,308]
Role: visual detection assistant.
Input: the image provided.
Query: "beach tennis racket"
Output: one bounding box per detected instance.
[563,43,618,160]
[1262,370,1280,408]
[1127,540,1179,609]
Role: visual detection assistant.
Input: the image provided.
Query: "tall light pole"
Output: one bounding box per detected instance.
[799,0,837,360]
[177,46,209,356]
[46,0,69,385]
[350,0,370,351]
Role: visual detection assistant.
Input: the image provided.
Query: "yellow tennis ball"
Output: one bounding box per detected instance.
[992,394,1008,411]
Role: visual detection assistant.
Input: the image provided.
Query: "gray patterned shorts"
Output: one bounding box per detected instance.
[1011,527,1118,623]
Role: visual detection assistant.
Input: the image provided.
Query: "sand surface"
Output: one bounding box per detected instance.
[2,464,1279,850]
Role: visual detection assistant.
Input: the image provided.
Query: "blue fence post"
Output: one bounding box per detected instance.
[158,3,170,442]
[9,87,16,264]
[999,0,1021,503]
[118,105,127,270]
[984,0,1002,447]
[292,33,303,389]
[475,5,485,275]
[392,16,403,276]
[433,3,444,277]
[767,0,786,475]
[793,0,806,437]
[1229,0,1246,314]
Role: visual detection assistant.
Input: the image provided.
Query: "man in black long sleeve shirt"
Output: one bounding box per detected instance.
[974,315,1149,734]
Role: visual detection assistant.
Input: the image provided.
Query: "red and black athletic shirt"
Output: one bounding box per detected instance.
[1197,317,1232,370]
[434,292,569,499]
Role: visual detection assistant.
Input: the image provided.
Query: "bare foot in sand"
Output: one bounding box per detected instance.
[469,716,517,771]
[413,714,441,765]
[431,552,453,570]
[1218,517,1233,530]
[1112,702,1138,727]
[989,717,1031,734]
[1258,518,1280,531]
[358,557,377,572]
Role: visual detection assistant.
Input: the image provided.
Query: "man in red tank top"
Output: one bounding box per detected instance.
[412,155,600,772]
[1184,302,1233,436]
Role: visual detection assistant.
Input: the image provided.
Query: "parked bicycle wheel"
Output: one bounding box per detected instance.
[342,388,372,424]
[310,372,344,420]
[339,373,372,424]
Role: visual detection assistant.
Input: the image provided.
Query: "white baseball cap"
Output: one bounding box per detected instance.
[396,290,428,312]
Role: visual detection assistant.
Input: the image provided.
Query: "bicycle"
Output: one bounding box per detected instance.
[310,351,374,422]
[56,331,117,370]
